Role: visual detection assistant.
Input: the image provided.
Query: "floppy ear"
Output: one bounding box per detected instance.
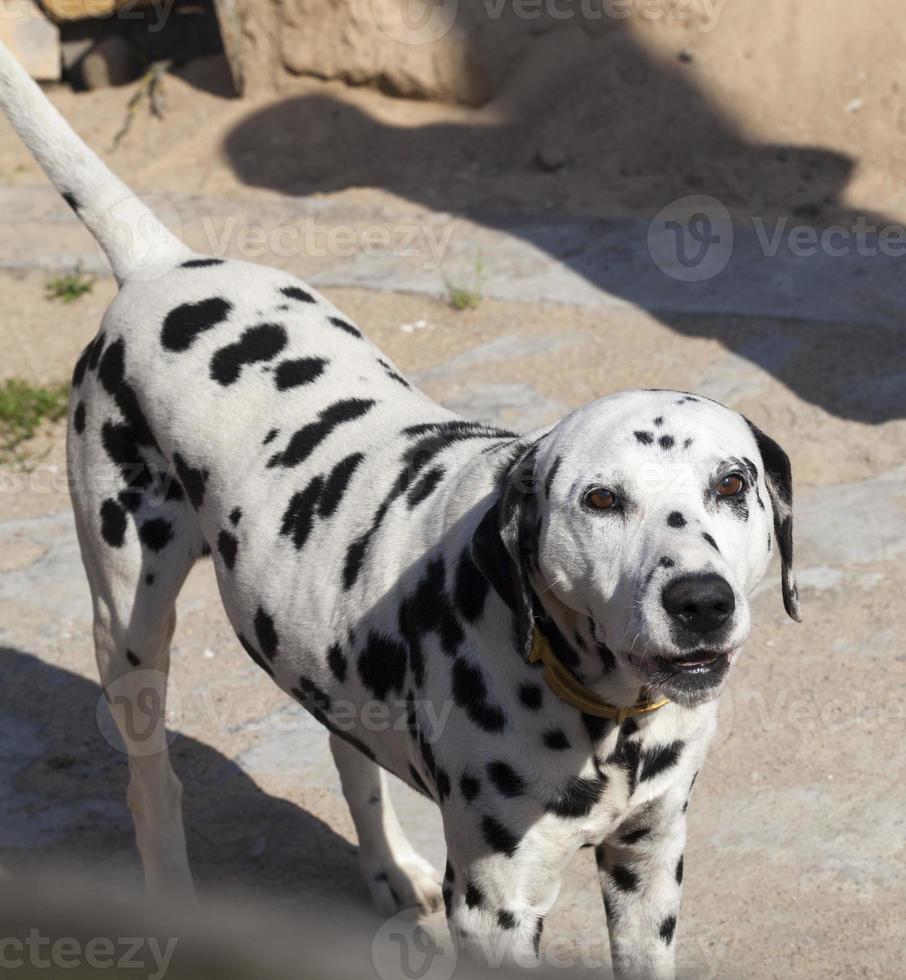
[470,445,539,658]
[746,420,801,622]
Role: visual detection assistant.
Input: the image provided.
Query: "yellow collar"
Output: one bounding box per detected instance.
[528,628,671,722]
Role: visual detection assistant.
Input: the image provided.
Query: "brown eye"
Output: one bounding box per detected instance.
[716,474,744,497]
[586,489,619,510]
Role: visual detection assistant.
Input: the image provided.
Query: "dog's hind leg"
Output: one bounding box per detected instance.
[330,733,443,915]
[70,392,203,894]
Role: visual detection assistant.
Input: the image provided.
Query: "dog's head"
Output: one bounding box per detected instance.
[473,390,800,707]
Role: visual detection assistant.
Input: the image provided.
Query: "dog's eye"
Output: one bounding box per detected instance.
[716,474,744,497]
[585,488,619,510]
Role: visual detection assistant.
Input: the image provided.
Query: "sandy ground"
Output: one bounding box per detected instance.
[2,9,906,978]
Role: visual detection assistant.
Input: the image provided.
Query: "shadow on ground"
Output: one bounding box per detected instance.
[0,646,365,909]
[222,22,906,425]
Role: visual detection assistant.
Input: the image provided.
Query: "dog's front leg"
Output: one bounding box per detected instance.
[596,801,686,980]
[443,849,562,971]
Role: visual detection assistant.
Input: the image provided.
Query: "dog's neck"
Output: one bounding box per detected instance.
[530,583,650,708]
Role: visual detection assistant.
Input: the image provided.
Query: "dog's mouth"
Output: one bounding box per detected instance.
[627,648,734,701]
[655,650,729,674]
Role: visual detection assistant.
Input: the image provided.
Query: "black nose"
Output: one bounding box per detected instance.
[662,574,736,635]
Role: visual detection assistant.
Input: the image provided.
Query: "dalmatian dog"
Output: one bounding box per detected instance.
[1,43,800,980]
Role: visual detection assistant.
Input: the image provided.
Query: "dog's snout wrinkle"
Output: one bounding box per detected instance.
[661,573,735,635]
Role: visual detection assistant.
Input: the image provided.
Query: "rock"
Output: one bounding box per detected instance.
[536,142,568,173]
[42,0,156,20]
[80,36,143,90]
[230,0,493,105]
[0,2,61,81]
[279,0,491,105]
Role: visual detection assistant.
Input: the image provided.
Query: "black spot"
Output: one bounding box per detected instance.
[543,728,570,751]
[62,191,80,212]
[465,882,484,909]
[610,864,639,892]
[100,499,127,548]
[683,438,693,449]
[358,632,408,701]
[436,767,451,801]
[659,556,675,568]
[263,428,279,445]
[702,532,720,552]
[460,772,481,803]
[660,915,677,944]
[582,712,611,742]
[452,657,506,732]
[667,511,686,529]
[544,455,563,497]
[270,398,375,469]
[88,332,106,371]
[275,356,327,391]
[480,816,520,857]
[145,573,155,586]
[676,855,684,885]
[497,911,517,930]
[254,608,279,661]
[173,453,209,510]
[117,488,142,514]
[635,431,654,445]
[291,674,332,717]
[326,644,348,683]
[181,258,224,268]
[73,402,86,434]
[229,507,242,526]
[487,761,525,797]
[639,740,685,782]
[409,765,433,799]
[659,435,675,449]
[164,477,184,502]
[653,416,664,427]
[328,315,363,339]
[238,633,274,677]
[281,476,324,551]
[318,453,365,518]
[399,558,463,670]
[533,918,544,956]
[210,323,288,385]
[620,826,651,845]
[161,297,232,352]
[281,285,316,304]
[407,466,445,508]
[125,650,140,667]
[546,776,604,818]
[378,358,410,388]
[218,529,239,569]
[72,345,92,387]
[139,518,173,553]
[454,549,489,623]
[519,682,543,710]
[343,538,368,592]
[596,638,617,673]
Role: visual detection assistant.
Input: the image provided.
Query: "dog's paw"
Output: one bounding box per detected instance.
[366,855,443,917]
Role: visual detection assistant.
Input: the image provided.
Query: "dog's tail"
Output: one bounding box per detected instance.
[0,41,190,283]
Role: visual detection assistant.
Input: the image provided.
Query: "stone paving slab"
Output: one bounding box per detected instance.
[5,186,906,330]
